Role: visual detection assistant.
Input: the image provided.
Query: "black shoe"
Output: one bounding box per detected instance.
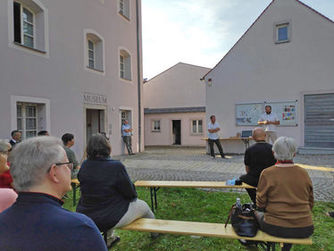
[327,212,334,218]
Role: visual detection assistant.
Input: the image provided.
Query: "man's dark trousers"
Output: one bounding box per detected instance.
[208,139,225,158]
[122,136,133,155]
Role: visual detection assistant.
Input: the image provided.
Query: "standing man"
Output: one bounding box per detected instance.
[121,120,134,155]
[258,105,280,144]
[61,133,80,178]
[207,115,225,159]
[0,136,107,251]
[9,130,21,147]
[239,128,276,203]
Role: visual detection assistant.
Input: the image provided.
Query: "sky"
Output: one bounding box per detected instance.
[141,0,334,79]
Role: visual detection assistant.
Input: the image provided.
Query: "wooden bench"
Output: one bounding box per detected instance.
[134,180,255,212]
[120,218,312,250]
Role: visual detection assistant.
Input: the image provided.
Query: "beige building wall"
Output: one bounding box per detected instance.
[144,63,209,146]
[0,0,143,157]
[203,0,334,151]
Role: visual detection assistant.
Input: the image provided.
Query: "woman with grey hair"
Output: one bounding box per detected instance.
[0,140,13,188]
[76,134,156,248]
[255,137,313,251]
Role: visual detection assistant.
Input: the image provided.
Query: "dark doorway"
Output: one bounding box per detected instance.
[172,120,181,145]
[86,109,105,141]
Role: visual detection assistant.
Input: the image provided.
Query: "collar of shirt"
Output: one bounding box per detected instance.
[17,192,64,205]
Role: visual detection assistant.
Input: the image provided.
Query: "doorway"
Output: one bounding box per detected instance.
[172,120,181,145]
[86,109,105,141]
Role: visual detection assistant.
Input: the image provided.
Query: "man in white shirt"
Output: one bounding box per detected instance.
[207,115,225,159]
[258,105,280,144]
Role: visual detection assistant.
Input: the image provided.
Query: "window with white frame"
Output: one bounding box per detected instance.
[119,0,130,19]
[152,120,161,132]
[86,33,104,72]
[120,49,131,80]
[17,103,38,139]
[191,120,203,134]
[275,22,290,43]
[13,1,47,52]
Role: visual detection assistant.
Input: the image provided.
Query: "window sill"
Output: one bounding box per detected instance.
[87,66,104,73]
[120,77,133,82]
[119,12,130,21]
[275,40,290,44]
[151,130,161,133]
[13,42,46,54]
[190,133,203,136]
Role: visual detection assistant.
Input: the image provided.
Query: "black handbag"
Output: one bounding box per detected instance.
[225,203,258,237]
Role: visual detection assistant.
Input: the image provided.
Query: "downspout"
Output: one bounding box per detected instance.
[136,0,142,151]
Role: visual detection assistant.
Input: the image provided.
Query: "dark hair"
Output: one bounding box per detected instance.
[86,134,111,159]
[11,130,20,137]
[265,105,272,109]
[37,130,49,136]
[61,133,74,145]
[210,115,215,120]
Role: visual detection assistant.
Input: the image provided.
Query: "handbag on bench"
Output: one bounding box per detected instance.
[225,202,258,237]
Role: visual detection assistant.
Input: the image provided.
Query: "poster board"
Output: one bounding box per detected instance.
[235,101,297,126]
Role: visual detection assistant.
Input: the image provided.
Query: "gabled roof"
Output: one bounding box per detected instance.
[202,0,334,80]
[146,62,210,84]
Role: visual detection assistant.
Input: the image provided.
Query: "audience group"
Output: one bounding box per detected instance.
[0,127,331,250]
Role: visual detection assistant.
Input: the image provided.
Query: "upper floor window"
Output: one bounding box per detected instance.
[275,22,290,44]
[120,49,131,80]
[191,120,203,134]
[85,32,104,73]
[12,1,47,53]
[119,0,130,20]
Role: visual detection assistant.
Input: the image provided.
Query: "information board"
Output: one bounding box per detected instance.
[235,101,297,126]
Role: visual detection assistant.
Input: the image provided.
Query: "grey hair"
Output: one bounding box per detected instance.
[8,136,65,191]
[272,136,297,161]
[0,140,11,153]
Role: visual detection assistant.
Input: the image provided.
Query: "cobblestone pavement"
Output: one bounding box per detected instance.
[115,146,334,202]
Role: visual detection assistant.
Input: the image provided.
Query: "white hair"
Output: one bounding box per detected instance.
[8,136,65,191]
[0,140,11,152]
[272,136,297,161]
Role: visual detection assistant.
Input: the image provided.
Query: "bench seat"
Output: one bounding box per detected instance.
[120,218,312,245]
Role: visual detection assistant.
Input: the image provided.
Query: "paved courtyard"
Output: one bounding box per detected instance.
[116,146,334,202]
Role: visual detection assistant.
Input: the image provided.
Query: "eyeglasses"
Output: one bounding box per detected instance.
[55,162,74,171]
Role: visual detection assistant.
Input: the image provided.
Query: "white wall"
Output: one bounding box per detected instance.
[0,0,143,157]
[204,0,334,149]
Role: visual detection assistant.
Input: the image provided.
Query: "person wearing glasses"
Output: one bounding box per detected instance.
[0,136,107,251]
[76,134,156,248]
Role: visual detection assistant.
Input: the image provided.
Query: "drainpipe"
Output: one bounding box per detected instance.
[136,0,142,152]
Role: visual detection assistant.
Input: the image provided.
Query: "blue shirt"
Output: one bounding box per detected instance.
[122,124,132,136]
[0,192,107,251]
[208,122,221,140]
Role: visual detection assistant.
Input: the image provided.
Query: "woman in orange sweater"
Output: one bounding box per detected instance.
[255,136,313,251]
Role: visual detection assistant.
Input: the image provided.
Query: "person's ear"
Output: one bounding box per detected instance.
[48,164,61,183]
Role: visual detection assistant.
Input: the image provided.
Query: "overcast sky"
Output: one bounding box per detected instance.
[141,0,334,79]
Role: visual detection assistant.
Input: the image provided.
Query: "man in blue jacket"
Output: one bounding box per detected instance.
[0,136,107,251]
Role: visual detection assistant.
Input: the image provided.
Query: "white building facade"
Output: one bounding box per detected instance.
[203,0,334,153]
[144,63,209,146]
[0,0,144,157]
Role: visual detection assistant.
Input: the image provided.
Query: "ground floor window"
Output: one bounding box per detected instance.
[191,120,203,134]
[17,102,38,139]
[152,120,161,132]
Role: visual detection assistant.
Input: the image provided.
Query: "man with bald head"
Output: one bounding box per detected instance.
[239,127,276,203]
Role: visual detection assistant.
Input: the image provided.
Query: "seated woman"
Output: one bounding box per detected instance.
[76,134,156,246]
[255,137,313,251]
[0,140,13,189]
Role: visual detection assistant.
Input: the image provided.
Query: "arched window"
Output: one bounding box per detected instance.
[119,0,130,20]
[85,32,104,72]
[120,49,132,80]
[13,0,47,52]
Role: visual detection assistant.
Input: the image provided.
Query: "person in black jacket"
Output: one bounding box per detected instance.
[76,134,156,246]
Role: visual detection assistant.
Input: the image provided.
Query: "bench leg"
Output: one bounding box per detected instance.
[154,187,159,211]
[266,242,276,251]
[71,183,77,206]
[150,188,154,212]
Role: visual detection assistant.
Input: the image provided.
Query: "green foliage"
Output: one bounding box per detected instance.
[64,187,334,251]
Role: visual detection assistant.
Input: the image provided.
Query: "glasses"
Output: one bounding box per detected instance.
[55,162,74,171]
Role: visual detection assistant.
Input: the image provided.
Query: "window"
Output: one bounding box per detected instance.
[191,120,203,134]
[12,1,47,52]
[152,120,161,132]
[275,22,290,43]
[17,103,38,139]
[119,0,130,19]
[85,32,104,72]
[120,49,132,80]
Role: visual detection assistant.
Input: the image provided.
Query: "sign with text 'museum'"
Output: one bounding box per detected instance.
[83,93,107,105]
